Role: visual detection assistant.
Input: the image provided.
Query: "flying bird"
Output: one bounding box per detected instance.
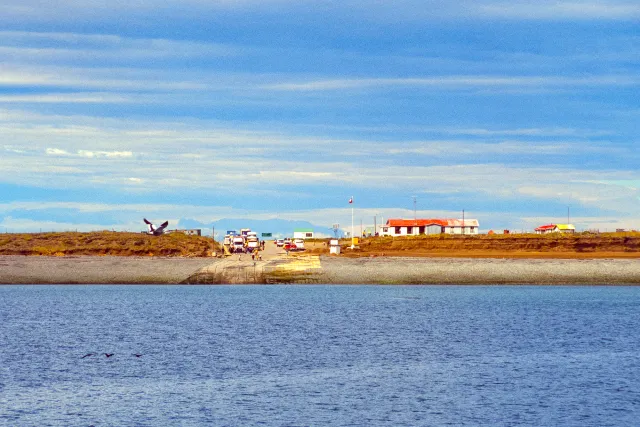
[133,353,143,358]
[103,353,114,358]
[81,353,95,358]
[144,218,169,236]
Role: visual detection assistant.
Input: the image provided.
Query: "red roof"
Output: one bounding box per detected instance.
[386,218,479,227]
[535,224,557,231]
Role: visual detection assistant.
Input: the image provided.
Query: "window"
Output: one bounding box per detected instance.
[305,233,313,238]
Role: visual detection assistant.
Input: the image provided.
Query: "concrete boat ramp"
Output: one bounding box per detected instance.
[183,254,323,284]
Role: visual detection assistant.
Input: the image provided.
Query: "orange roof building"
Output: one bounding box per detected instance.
[379,218,480,236]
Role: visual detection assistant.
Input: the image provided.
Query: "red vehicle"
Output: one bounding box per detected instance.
[284,243,297,251]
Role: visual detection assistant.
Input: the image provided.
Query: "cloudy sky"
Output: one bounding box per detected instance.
[1,1,638,234]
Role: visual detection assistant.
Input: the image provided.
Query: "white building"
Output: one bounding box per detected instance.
[293,228,314,239]
[379,218,479,236]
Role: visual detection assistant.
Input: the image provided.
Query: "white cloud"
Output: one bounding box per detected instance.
[0,30,240,54]
[78,150,133,158]
[0,93,136,104]
[263,75,640,92]
[45,147,133,158]
[0,110,637,226]
[384,140,589,156]
[45,147,70,155]
[0,66,210,91]
[437,127,614,138]
[3,0,639,23]
[477,1,640,20]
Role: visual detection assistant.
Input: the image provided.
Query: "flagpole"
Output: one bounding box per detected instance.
[351,195,355,249]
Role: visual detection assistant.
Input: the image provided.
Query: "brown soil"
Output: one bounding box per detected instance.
[301,233,640,259]
[0,231,219,257]
[2,231,639,259]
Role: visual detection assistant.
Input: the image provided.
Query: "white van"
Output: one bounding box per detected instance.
[293,239,305,249]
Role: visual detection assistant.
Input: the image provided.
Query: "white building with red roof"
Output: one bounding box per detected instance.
[379,218,479,237]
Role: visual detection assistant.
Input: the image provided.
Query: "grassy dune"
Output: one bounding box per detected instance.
[304,232,640,258]
[2,231,639,259]
[0,231,219,257]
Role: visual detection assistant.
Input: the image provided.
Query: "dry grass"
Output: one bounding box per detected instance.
[301,232,640,258]
[0,231,220,257]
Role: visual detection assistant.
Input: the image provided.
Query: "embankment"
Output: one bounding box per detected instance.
[3,255,640,285]
[305,233,640,258]
[0,256,215,284]
[0,232,218,257]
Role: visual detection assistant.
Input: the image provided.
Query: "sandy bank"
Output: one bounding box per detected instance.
[314,257,640,285]
[2,255,639,285]
[0,256,216,284]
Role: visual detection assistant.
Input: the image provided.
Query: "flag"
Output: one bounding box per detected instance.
[348,197,353,204]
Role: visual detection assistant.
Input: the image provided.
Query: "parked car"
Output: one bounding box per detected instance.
[284,243,297,251]
[276,239,284,247]
[293,239,305,250]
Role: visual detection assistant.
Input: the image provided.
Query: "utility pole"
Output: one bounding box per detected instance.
[412,196,417,224]
[567,206,570,224]
[351,195,355,249]
[374,214,377,237]
[462,209,465,235]
[412,196,417,236]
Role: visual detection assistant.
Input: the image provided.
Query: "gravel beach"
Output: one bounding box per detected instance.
[1,255,639,284]
[316,256,640,285]
[0,256,215,284]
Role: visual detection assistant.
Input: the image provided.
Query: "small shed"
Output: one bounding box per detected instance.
[329,239,341,255]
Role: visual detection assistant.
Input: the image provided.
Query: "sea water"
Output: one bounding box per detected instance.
[0,285,638,426]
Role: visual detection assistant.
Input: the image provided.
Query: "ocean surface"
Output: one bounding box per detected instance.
[1,285,639,426]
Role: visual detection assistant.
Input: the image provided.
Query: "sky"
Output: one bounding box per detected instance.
[1,0,639,235]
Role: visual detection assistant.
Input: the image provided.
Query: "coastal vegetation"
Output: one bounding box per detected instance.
[0,231,219,257]
[0,231,638,258]
[303,232,640,258]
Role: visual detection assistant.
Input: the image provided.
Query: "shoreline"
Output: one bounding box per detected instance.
[1,255,639,285]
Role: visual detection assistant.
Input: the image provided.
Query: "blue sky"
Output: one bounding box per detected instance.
[1,1,639,235]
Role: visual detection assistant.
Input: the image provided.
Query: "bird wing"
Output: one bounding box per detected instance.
[156,221,169,231]
[144,219,156,232]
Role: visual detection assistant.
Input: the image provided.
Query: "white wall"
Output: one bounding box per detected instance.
[381,225,479,236]
[293,231,314,239]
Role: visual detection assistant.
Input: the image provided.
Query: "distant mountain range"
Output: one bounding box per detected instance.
[176,218,344,239]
